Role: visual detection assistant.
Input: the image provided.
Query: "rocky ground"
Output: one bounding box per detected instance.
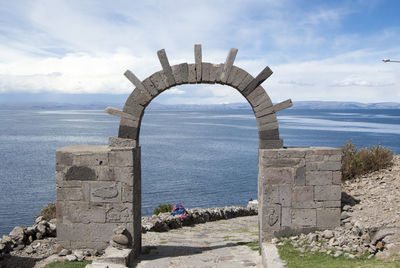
[275,155,400,260]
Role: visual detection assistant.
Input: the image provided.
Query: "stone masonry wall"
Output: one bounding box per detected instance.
[56,137,141,256]
[258,147,342,241]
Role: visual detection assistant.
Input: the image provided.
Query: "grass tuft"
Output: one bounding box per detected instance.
[44,261,91,268]
[153,203,173,215]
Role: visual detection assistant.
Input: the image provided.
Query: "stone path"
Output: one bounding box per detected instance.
[134,215,261,268]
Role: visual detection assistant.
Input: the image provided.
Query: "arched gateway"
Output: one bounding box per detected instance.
[56,45,342,267]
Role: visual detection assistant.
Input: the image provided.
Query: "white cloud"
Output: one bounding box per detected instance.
[1,0,400,103]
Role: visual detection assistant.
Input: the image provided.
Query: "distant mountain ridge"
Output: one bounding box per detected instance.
[0,101,399,110]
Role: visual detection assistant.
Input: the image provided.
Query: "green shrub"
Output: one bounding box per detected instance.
[36,202,56,221]
[341,141,394,181]
[153,203,173,215]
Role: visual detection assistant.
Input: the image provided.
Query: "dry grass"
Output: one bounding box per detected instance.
[341,141,394,181]
[36,202,56,221]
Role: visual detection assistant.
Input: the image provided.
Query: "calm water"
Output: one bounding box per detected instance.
[0,108,399,236]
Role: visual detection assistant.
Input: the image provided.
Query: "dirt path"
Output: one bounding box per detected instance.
[134,215,261,268]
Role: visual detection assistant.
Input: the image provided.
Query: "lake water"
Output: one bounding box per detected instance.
[1,108,399,236]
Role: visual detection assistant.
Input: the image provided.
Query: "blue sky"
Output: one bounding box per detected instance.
[1,0,400,104]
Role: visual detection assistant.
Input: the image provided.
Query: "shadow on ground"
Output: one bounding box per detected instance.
[0,254,42,268]
[133,241,244,264]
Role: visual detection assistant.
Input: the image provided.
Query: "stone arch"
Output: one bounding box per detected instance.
[111,44,292,149]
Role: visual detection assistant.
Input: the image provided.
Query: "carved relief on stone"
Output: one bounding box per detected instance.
[267,207,279,226]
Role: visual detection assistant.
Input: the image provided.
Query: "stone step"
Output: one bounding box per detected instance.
[85,263,127,268]
[93,246,132,266]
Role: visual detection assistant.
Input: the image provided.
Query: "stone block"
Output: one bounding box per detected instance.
[278,149,307,158]
[57,188,82,201]
[90,223,121,242]
[220,48,238,83]
[157,49,176,86]
[188,64,196,84]
[94,166,112,181]
[306,171,332,185]
[281,207,291,227]
[112,167,134,186]
[316,201,341,208]
[251,92,273,108]
[57,222,91,242]
[306,161,341,171]
[90,182,121,203]
[237,73,253,92]
[292,186,313,202]
[308,148,341,155]
[314,185,341,201]
[317,208,340,228]
[231,67,249,88]
[242,66,273,96]
[62,201,106,224]
[56,151,72,166]
[294,166,306,186]
[122,102,144,119]
[259,139,283,149]
[121,185,134,202]
[125,88,151,107]
[262,185,280,204]
[262,157,304,168]
[226,65,239,85]
[261,204,281,231]
[109,137,136,148]
[256,113,277,127]
[279,185,291,207]
[214,64,224,83]
[246,86,265,105]
[255,106,274,118]
[194,44,202,82]
[70,241,107,251]
[109,149,134,167]
[118,125,138,140]
[105,203,133,223]
[291,209,316,227]
[172,63,188,85]
[201,62,211,83]
[71,151,109,167]
[261,167,294,184]
[332,171,342,185]
[149,71,169,92]
[142,78,158,97]
[209,64,221,83]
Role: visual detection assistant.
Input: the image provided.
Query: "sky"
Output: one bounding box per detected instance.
[1,0,400,104]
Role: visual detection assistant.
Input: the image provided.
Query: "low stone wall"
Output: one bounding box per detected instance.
[142,206,258,233]
[258,147,342,241]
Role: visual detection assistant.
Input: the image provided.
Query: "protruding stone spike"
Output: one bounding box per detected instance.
[194,44,202,82]
[242,66,273,96]
[124,70,145,91]
[105,106,139,121]
[157,49,176,86]
[220,48,238,83]
[273,99,293,112]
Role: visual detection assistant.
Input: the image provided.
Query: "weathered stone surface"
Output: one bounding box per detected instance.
[306,171,333,185]
[157,49,176,86]
[230,67,249,88]
[292,186,313,202]
[281,207,291,227]
[242,66,273,96]
[220,48,238,83]
[109,149,134,167]
[209,64,221,83]
[261,167,294,184]
[259,139,283,149]
[307,161,342,171]
[124,70,151,99]
[291,208,316,227]
[237,74,253,92]
[273,99,293,112]
[316,208,340,228]
[201,62,211,83]
[149,71,168,92]
[226,65,239,85]
[108,137,136,148]
[194,44,202,82]
[90,182,120,203]
[122,101,144,119]
[188,63,196,84]
[314,185,341,201]
[65,166,96,181]
[172,63,189,85]
[141,77,158,97]
[261,204,281,232]
[294,166,306,186]
[125,88,151,107]
[57,188,83,201]
[332,171,341,184]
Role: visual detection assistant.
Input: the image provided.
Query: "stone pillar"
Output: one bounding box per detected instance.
[258,147,342,241]
[56,138,141,255]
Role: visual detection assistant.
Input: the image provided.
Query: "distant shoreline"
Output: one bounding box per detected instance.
[1,101,400,110]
